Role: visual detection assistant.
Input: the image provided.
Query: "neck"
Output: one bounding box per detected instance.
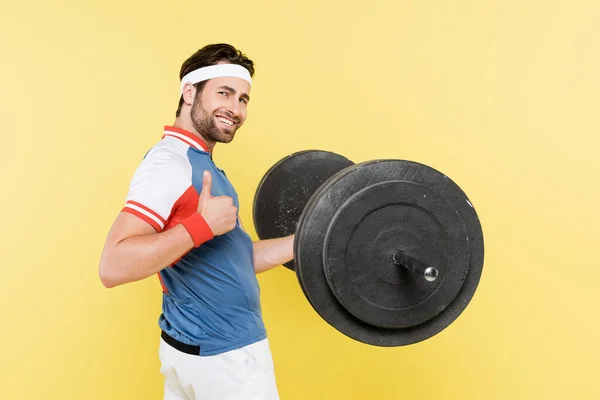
[172,118,215,151]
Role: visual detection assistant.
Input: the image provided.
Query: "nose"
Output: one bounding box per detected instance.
[226,96,241,117]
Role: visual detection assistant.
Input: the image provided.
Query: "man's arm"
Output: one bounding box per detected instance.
[239,217,294,273]
[100,169,235,288]
[98,212,196,288]
[252,235,295,274]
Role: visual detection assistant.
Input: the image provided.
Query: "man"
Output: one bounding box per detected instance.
[99,43,293,400]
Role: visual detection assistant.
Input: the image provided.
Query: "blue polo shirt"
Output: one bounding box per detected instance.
[122,125,266,356]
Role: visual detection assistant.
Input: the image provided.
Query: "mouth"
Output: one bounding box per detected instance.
[215,115,236,128]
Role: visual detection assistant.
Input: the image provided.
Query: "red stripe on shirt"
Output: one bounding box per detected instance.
[126,200,167,225]
[121,207,163,232]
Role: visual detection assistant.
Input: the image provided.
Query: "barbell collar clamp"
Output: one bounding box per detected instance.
[392,250,439,282]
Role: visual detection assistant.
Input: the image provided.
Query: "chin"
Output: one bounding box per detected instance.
[219,128,237,142]
[215,132,235,143]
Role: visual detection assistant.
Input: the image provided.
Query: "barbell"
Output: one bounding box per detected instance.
[252,150,485,346]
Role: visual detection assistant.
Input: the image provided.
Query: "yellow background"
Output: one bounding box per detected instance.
[1,0,598,399]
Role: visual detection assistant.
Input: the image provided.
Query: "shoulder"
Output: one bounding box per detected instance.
[123,138,198,228]
[132,138,193,186]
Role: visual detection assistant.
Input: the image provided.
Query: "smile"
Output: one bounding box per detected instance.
[216,116,234,126]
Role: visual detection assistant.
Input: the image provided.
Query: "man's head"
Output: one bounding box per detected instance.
[176,44,255,146]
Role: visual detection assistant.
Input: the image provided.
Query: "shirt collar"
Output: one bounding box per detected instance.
[162,125,212,153]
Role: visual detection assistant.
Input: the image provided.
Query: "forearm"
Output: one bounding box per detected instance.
[252,235,295,274]
[100,224,195,288]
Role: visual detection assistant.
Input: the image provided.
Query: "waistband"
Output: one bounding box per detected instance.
[161,331,201,356]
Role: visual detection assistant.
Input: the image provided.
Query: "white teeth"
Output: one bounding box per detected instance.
[216,116,233,126]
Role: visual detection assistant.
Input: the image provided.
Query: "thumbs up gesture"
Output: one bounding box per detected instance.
[197,170,238,236]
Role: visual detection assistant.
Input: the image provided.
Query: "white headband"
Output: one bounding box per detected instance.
[180,64,252,94]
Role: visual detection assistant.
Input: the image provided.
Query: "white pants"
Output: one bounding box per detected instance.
[159,337,280,400]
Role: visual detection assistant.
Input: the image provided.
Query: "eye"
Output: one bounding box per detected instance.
[218,92,229,97]
[239,98,247,104]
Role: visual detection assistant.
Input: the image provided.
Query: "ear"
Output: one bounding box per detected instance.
[181,82,196,106]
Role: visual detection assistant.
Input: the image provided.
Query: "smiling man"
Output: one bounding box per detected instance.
[99,44,293,400]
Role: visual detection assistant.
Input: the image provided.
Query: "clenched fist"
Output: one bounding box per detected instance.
[197,170,238,236]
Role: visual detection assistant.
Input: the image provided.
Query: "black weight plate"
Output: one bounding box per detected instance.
[253,150,354,270]
[295,159,484,346]
[323,180,469,329]
[294,158,360,303]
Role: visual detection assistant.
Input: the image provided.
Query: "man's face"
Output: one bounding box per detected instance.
[190,76,251,144]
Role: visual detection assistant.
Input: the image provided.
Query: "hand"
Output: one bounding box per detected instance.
[197,170,238,236]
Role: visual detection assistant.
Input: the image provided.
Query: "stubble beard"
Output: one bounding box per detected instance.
[190,98,237,144]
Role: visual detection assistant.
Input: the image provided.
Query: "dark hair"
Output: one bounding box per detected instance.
[175,43,255,117]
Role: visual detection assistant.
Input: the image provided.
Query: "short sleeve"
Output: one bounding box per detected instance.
[121,145,192,231]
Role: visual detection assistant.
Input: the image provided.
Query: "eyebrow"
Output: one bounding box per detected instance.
[218,85,250,102]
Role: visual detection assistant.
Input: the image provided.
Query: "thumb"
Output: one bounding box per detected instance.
[199,170,213,202]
